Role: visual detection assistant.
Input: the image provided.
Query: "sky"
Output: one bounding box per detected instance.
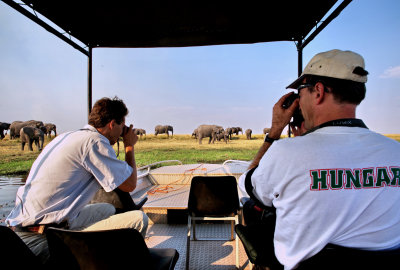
[0,1,400,135]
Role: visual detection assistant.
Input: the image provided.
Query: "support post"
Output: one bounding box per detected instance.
[88,47,92,118]
[297,39,303,77]
[288,39,303,138]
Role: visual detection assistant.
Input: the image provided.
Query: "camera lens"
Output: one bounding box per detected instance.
[121,125,128,136]
[282,93,299,109]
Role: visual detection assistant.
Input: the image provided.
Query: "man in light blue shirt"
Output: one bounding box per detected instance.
[7,97,148,264]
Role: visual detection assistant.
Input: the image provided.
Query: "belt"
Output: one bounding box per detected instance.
[11,221,68,234]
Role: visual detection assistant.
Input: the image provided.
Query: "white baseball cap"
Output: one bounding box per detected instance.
[287,49,368,89]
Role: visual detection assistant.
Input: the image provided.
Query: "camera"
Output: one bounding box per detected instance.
[282,93,299,109]
[120,125,129,137]
[292,109,304,128]
[282,93,304,127]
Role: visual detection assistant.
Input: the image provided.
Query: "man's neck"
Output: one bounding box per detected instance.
[313,103,357,128]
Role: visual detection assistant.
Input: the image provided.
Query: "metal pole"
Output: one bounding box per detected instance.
[88,47,92,118]
[300,0,352,50]
[297,39,303,77]
[2,0,89,57]
[288,39,303,138]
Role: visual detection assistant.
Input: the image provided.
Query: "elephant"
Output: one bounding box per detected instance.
[20,126,44,151]
[42,123,57,138]
[0,122,11,139]
[9,121,22,139]
[216,131,229,143]
[134,128,146,138]
[196,124,225,144]
[231,127,243,136]
[225,127,233,140]
[10,120,44,139]
[154,125,173,137]
[245,129,252,140]
[192,128,198,139]
[263,127,271,134]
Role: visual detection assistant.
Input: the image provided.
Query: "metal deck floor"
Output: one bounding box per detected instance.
[145,223,252,270]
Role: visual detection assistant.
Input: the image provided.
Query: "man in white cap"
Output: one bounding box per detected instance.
[238,49,400,269]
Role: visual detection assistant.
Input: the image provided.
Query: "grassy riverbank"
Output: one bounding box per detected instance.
[0,134,264,175]
[1,133,399,176]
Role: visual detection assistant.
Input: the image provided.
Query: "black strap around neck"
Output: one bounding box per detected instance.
[245,166,264,206]
[302,118,368,136]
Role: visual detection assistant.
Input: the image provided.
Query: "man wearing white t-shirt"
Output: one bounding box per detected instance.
[6,97,148,264]
[239,49,400,269]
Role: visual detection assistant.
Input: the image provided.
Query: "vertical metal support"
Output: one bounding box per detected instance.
[288,39,304,138]
[88,47,93,118]
[297,39,303,77]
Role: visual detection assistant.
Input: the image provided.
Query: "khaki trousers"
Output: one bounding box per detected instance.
[18,203,148,264]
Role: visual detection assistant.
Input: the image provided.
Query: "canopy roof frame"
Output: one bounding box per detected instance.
[2,0,352,116]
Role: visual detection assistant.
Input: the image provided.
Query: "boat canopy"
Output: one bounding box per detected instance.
[5,0,350,51]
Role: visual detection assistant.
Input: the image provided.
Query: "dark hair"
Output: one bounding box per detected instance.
[305,75,366,105]
[88,97,128,128]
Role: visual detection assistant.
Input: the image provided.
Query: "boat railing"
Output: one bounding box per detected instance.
[137,160,183,179]
[222,160,251,166]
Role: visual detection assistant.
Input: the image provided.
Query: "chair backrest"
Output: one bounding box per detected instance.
[0,226,42,269]
[188,176,240,216]
[46,227,154,270]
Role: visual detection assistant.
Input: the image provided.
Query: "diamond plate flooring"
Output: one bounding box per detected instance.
[145,224,252,270]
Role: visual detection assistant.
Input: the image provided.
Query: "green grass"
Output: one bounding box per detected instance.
[117,134,263,167]
[1,133,399,176]
[0,134,263,175]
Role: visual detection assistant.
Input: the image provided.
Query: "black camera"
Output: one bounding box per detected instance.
[120,125,129,137]
[282,93,304,127]
[282,93,299,109]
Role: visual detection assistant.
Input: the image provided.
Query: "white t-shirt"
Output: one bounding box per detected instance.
[6,125,133,227]
[239,126,400,270]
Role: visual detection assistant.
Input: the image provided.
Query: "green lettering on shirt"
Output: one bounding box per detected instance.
[345,170,361,188]
[376,168,391,187]
[362,168,374,187]
[310,167,399,191]
[330,170,343,189]
[311,170,328,190]
[390,167,400,186]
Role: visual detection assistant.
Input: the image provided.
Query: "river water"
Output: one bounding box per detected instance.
[0,175,25,226]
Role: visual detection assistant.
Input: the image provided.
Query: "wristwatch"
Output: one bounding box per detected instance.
[264,134,279,144]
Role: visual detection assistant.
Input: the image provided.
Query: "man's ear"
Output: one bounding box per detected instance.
[108,120,116,129]
[314,82,325,105]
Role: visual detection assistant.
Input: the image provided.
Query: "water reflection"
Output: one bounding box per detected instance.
[0,175,26,226]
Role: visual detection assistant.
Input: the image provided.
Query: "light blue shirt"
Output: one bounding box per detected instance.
[6,125,133,227]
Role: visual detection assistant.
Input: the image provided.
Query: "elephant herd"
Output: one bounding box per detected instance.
[1,120,272,150]
[0,120,57,152]
[129,125,173,138]
[191,125,270,144]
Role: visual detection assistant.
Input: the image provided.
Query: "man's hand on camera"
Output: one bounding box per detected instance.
[290,122,307,136]
[270,92,300,138]
[123,125,138,147]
